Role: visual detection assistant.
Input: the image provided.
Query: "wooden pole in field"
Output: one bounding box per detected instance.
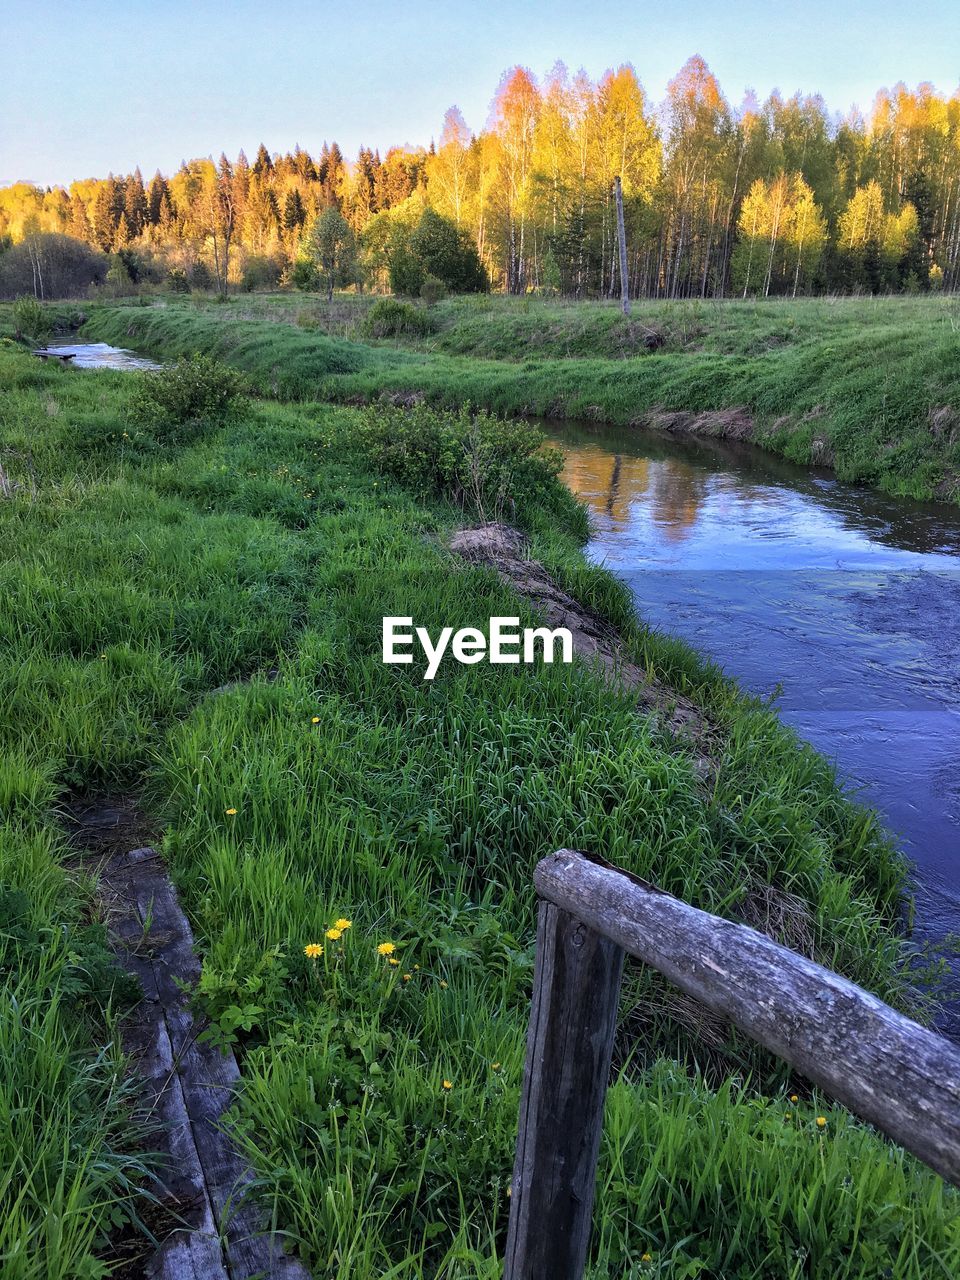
[614,176,631,316]
[502,900,625,1280]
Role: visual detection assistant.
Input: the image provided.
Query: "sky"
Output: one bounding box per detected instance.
[2,0,959,187]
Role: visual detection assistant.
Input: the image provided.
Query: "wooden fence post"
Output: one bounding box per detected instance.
[503,900,625,1280]
[535,849,960,1187]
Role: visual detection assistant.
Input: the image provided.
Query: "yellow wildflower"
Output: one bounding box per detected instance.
[225,808,237,816]
[641,1254,652,1264]
[326,927,343,941]
[816,1116,827,1128]
[334,918,352,930]
[304,943,323,959]
[388,957,400,966]
[790,1094,799,1103]
[491,1062,501,1071]
[402,973,412,982]
[439,980,448,988]
[441,1079,452,1091]
[311,716,320,724]
[377,941,396,956]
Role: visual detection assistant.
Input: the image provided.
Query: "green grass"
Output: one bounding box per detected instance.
[1,342,958,1277]
[76,293,960,505]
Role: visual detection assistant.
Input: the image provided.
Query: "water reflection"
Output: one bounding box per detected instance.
[549,419,960,1031]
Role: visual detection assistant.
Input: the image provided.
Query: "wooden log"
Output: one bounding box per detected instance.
[534,849,960,1186]
[104,846,312,1279]
[503,900,625,1280]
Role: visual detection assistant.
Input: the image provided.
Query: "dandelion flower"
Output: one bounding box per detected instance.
[402,973,412,982]
[311,716,320,724]
[304,943,323,959]
[441,1079,452,1091]
[816,1116,827,1128]
[225,808,237,816]
[388,957,400,967]
[439,980,448,988]
[506,1185,512,1198]
[641,1254,652,1264]
[377,942,396,956]
[491,1062,501,1071]
[326,927,343,941]
[790,1094,799,1103]
[334,918,352,930]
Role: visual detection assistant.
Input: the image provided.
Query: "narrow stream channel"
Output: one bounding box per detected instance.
[549,420,960,1033]
[42,340,161,370]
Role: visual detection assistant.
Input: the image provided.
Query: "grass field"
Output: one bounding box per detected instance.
[2,312,960,1277]
[81,292,960,505]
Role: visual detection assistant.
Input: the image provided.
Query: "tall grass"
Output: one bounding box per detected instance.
[0,343,957,1276]
[77,294,960,504]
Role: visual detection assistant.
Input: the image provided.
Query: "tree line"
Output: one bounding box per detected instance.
[3,55,960,299]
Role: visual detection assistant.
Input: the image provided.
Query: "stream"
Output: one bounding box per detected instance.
[549,420,960,1033]
[45,343,960,1027]
[40,341,161,370]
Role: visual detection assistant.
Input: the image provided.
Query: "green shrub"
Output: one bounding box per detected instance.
[420,274,448,306]
[241,254,283,292]
[409,208,488,294]
[388,244,427,297]
[129,354,247,442]
[290,257,320,291]
[353,401,581,527]
[13,296,52,344]
[360,297,436,339]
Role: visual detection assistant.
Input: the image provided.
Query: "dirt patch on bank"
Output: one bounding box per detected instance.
[449,523,715,759]
[640,405,755,441]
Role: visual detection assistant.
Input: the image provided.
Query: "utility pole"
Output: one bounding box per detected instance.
[614,176,630,316]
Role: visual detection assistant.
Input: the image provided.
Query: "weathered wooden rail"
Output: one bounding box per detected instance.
[504,848,960,1280]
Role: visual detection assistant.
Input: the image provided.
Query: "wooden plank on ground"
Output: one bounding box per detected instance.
[103,845,311,1279]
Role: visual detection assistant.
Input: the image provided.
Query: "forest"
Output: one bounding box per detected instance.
[3,56,960,300]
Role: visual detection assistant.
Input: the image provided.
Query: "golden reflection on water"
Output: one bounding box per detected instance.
[561,447,709,543]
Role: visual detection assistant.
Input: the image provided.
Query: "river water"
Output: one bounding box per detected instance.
[41,341,160,370]
[549,420,960,1027]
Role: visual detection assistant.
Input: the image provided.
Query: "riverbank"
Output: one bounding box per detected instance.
[2,340,958,1276]
[77,293,960,505]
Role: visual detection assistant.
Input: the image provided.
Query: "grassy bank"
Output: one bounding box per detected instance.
[2,340,959,1277]
[80,293,960,505]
